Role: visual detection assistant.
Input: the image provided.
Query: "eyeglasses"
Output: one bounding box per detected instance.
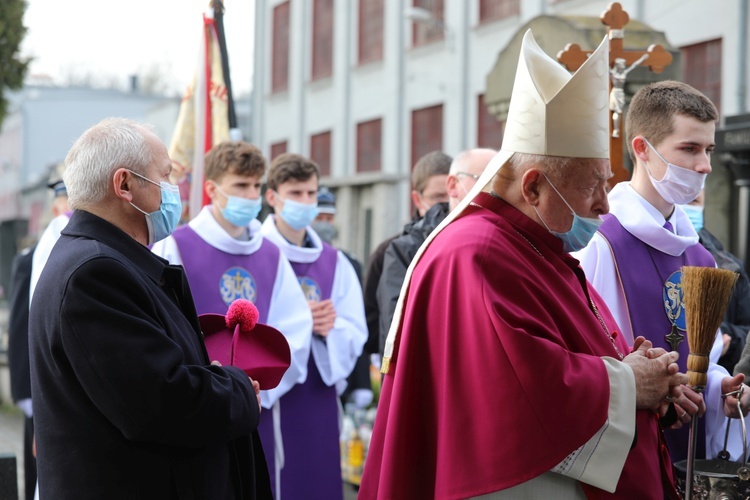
[419,192,450,204]
[455,172,480,180]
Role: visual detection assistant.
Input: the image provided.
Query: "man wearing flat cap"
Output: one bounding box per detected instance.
[359,31,686,498]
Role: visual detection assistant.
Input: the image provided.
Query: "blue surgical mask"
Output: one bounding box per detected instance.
[533,173,603,253]
[275,192,319,231]
[682,204,704,233]
[128,170,182,245]
[214,183,262,227]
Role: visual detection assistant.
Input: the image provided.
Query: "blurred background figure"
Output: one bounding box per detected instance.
[29,166,70,305]
[7,238,37,500]
[312,187,363,281]
[363,151,451,361]
[376,149,494,358]
[9,170,70,500]
[685,192,750,374]
[312,186,373,411]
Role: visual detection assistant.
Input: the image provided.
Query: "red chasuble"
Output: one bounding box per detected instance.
[359,193,672,499]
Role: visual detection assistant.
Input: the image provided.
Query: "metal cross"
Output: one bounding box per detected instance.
[665,325,685,352]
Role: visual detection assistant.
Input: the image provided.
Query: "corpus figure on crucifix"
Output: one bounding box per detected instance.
[609,54,649,138]
[557,2,673,185]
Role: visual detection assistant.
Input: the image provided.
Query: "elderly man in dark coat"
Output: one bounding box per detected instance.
[29,117,271,499]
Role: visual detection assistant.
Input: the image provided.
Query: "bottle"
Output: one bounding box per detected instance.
[340,412,355,479]
[347,426,365,484]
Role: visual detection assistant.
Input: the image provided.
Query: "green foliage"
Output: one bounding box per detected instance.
[0,0,30,126]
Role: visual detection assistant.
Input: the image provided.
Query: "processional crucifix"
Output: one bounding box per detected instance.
[557,2,673,185]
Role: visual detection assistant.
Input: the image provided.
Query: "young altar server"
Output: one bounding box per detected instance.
[260,152,367,500]
[151,142,315,492]
[575,81,750,463]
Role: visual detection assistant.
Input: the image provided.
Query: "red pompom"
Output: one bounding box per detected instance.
[226,299,259,333]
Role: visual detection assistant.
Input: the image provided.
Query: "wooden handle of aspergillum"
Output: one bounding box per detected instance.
[687,353,710,388]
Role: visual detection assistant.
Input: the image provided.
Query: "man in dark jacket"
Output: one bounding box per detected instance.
[706,226,750,372]
[363,151,452,358]
[29,118,271,499]
[8,244,36,500]
[684,192,750,375]
[376,148,495,354]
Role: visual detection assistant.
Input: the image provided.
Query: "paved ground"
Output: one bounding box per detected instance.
[0,404,359,500]
[0,405,25,500]
[0,404,357,497]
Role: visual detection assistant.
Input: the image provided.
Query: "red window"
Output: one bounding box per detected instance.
[310,131,332,177]
[412,0,444,47]
[312,0,334,80]
[477,94,504,149]
[479,0,519,23]
[681,39,722,118]
[357,118,382,173]
[269,141,288,161]
[411,104,443,167]
[358,0,384,64]
[272,2,291,93]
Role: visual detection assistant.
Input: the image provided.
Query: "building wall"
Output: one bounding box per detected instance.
[253,0,750,262]
[0,86,175,295]
[0,87,172,222]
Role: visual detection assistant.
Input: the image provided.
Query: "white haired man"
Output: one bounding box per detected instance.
[360,32,686,499]
[29,118,271,499]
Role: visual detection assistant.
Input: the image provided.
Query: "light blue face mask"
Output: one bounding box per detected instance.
[275,192,319,231]
[128,170,182,245]
[214,183,262,227]
[682,204,704,233]
[533,173,603,253]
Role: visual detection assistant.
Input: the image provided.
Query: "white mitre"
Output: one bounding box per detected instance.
[381,30,610,372]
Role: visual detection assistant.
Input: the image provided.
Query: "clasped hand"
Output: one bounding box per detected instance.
[309,299,337,337]
[624,337,686,412]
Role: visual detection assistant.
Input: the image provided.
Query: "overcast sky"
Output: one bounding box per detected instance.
[20,0,255,95]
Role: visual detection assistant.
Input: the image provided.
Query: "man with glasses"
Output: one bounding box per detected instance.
[376,148,495,357]
[409,151,451,217]
[363,151,452,360]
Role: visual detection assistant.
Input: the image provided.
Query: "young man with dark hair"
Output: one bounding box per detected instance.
[260,153,367,500]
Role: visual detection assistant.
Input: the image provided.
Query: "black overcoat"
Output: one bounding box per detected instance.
[30,210,271,499]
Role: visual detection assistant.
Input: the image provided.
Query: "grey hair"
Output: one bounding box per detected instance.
[506,153,604,182]
[449,148,497,175]
[63,118,154,210]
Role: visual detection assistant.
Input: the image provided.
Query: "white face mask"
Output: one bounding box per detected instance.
[643,138,707,205]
